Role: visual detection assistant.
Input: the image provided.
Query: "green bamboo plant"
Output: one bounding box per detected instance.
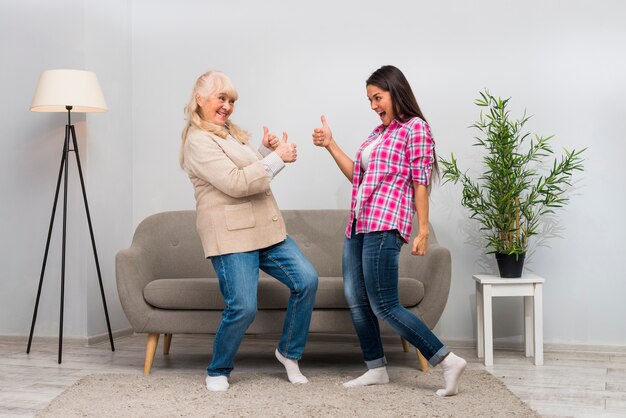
[439,90,586,256]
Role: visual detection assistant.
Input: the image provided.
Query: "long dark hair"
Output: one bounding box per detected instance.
[366,65,427,123]
[366,65,439,185]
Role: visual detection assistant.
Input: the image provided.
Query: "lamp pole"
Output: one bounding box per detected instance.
[26,106,115,363]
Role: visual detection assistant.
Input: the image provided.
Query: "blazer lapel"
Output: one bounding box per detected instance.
[208,134,261,168]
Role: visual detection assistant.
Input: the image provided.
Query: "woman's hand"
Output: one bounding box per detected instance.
[312,114,354,182]
[312,115,333,147]
[412,184,430,256]
[262,126,280,150]
[411,232,429,256]
[274,132,297,163]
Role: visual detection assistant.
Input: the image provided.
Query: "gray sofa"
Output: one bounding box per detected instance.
[115,210,451,374]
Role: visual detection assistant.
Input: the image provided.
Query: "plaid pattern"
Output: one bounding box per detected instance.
[346,117,435,242]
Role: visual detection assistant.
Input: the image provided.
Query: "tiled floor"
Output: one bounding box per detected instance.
[1,334,626,417]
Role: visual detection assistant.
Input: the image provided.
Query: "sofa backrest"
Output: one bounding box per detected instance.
[281,210,348,277]
[130,210,350,279]
[131,211,210,279]
[130,209,439,280]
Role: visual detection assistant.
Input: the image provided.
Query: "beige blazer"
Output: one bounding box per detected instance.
[183,127,286,257]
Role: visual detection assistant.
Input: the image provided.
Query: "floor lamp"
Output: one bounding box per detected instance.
[26,69,115,363]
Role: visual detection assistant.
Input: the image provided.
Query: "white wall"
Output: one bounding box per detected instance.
[0,0,132,338]
[83,0,134,336]
[1,0,624,348]
[131,0,626,348]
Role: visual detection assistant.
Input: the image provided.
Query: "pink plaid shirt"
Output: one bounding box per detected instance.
[345,117,435,242]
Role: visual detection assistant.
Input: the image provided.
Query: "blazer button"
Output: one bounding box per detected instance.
[272,215,278,221]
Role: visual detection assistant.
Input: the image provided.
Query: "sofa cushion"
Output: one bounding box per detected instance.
[144,276,424,310]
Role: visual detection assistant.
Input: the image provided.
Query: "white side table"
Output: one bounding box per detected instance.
[473,274,545,366]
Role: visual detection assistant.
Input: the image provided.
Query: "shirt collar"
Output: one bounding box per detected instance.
[373,119,401,134]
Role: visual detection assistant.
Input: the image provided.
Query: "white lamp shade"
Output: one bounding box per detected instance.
[30,69,108,113]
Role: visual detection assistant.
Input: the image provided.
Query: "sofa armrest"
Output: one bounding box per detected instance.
[115,246,157,333]
[399,243,451,329]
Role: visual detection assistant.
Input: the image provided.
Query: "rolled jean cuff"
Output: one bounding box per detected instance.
[365,356,388,369]
[428,346,451,367]
[207,372,230,377]
[277,348,300,361]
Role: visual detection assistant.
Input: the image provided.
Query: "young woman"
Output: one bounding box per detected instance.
[181,70,318,391]
[312,65,466,396]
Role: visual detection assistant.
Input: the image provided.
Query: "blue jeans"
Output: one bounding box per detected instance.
[207,236,318,377]
[343,223,449,368]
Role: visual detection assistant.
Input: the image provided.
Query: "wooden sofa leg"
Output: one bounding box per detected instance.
[400,337,409,352]
[144,333,160,375]
[417,349,429,372]
[163,333,172,355]
[401,337,429,372]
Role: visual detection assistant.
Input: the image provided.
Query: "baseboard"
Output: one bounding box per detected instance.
[87,327,134,345]
[1,327,134,346]
[441,337,626,354]
[3,332,626,354]
[542,342,626,354]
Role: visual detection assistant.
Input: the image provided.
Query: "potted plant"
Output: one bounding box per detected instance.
[439,90,585,278]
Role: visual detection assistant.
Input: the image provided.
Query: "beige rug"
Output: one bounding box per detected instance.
[37,369,539,417]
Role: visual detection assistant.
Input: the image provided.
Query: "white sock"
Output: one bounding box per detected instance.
[436,352,467,397]
[275,349,308,384]
[342,366,389,388]
[205,375,229,392]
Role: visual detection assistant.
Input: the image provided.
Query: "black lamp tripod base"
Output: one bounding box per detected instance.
[26,106,115,363]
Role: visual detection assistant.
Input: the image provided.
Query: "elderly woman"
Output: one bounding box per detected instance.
[180,70,318,392]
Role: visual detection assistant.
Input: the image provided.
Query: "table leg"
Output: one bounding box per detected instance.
[476,282,484,358]
[524,295,533,357]
[483,284,493,366]
[534,283,544,365]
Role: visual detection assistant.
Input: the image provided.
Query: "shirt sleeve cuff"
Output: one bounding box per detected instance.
[259,144,273,157]
[262,151,286,180]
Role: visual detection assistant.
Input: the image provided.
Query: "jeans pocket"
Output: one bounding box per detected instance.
[224,202,256,231]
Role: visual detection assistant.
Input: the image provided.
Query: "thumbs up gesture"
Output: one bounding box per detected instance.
[261,126,279,150]
[274,131,297,163]
[312,115,333,148]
